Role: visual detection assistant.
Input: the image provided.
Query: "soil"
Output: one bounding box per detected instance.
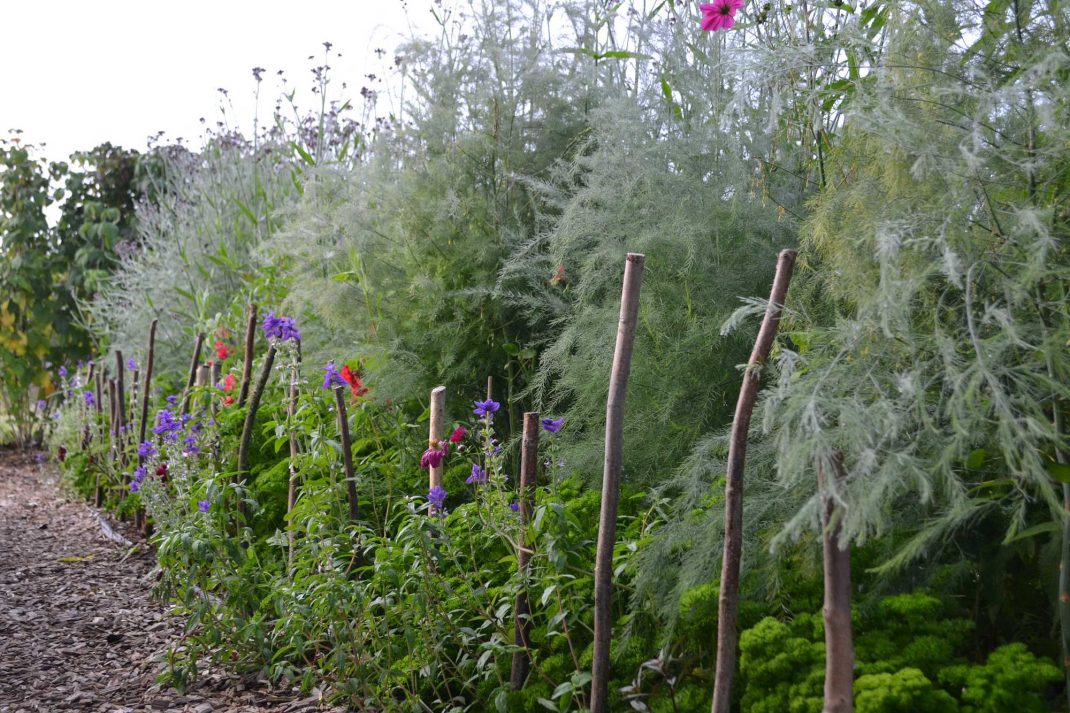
[0,449,334,713]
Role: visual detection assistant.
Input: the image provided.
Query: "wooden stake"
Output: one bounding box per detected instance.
[238,304,258,407]
[237,343,276,488]
[94,370,103,415]
[114,351,127,432]
[137,319,158,460]
[511,411,539,690]
[210,361,221,417]
[179,333,205,414]
[429,385,446,495]
[333,385,359,521]
[711,249,797,713]
[819,451,853,713]
[591,252,645,713]
[287,343,303,571]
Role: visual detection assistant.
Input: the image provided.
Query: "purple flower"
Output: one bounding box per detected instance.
[129,480,140,493]
[34,452,46,464]
[321,361,346,390]
[198,500,210,513]
[509,500,520,512]
[133,466,147,483]
[541,417,565,433]
[466,463,487,485]
[35,399,46,412]
[473,399,501,419]
[165,395,178,405]
[428,485,447,511]
[51,411,60,421]
[127,357,138,371]
[138,441,157,458]
[83,391,95,407]
[153,409,182,436]
[182,433,200,456]
[58,366,68,378]
[262,311,301,342]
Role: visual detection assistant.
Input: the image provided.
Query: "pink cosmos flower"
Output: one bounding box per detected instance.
[700,0,744,31]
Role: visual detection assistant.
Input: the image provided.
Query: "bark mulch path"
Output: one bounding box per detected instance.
[0,449,336,713]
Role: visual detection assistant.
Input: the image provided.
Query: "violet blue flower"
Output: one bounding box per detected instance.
[127,357,137,371]
[509,500,520,512]
[133,466,147,483]
[262,311,301,342]
[129,480,140,493]
[473,399,500,419]
[35,400,46,412]
[321,361,347,390]
[541,417,565,433]
[138,441,157,458]
[83,391,95,407]
[58,366,68,378]
[466,464,487,485]
[428,485,447,511]
[198,500,210,513]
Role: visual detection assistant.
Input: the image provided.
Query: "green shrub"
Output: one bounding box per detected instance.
[855,668,958,713]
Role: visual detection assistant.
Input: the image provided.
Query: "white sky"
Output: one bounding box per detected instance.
[2,0,437,163]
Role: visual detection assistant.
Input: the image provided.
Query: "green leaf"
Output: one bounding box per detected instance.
[964,448,986,471]
[1047,461,1070,484]
[1005,521,1059,544]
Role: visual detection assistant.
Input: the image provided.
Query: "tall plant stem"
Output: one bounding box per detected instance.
[334,384,359,522]
[137,320,157,459]
[591,252,645,713]
[287,343,302,572]
[238,304,258,407]
[712,249,797,713]
[819,451,853,713]
[511,411,539,691]
[237,343,277,493]
[429,385,446,499]
[180,333,205,414]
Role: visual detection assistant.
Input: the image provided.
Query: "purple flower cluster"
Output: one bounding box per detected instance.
[473,399,500,419]
[466,464,487,485]
[130,466,147,493]
[127,357,138,371]
[420,445,447,469]
[58,366,68,379]
[262,311,301,342]
[83,391,95,407]
[153,409,183,441]
[138,441,157,458]
[182,433,200,456]
[428,485,447,511]
[198,500,210,513]
[321,361,346,390]
[35,399,46,412]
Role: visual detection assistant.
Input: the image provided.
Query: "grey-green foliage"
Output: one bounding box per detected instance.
[762,1,1070,557]
[261,0,602,403]
[92,140,295,374]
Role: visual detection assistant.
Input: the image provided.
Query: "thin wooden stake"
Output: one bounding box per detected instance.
[138,319,158,460]
[334,384,359,522]
[210,361,221,417]
[428,385,446,496]
[819,451,853,713]
[238,304,258,407]
[94,370,103,415]
[591,252,645,713]
[711,249,797,713]
[237,343,276,487]
[114,351,127,432]
[179,333,205,414]
[511,411,539,690]
[287,343,303,571]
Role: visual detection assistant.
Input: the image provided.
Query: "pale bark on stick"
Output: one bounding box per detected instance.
[137,319,158,461]
[179,333,205,414]
[94,370,103,415]
[287,344,302,571]
[591,252,645,713]
[712,249,797,713]
[818,452,853,713]
[334,385,359,522]
[429,386,446,494]
[238,304,258,407]
[511,411,539,690]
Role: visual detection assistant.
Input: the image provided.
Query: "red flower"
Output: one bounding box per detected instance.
[222,395,235,407]
[155,463,168,476]
[214,340,232,361]
[449,426,467,443]
[341,364,369,398]
[58,446,67,462]
[550,264,566,285]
